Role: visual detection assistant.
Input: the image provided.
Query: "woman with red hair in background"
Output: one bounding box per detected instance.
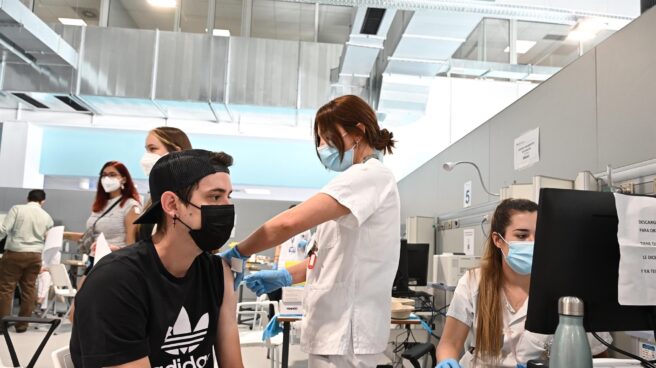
[84,161,142,273]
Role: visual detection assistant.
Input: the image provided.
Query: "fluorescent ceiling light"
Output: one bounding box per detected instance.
[576,18,607,32]
[567,29,596,41]
[243,188,271,195]
[58,18,87,26]
[147,0,176,8]
[503,40,537,54]
[567,18,606,42]
[212,29,230,37]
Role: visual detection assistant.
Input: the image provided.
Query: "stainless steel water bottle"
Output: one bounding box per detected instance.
[548,297,592,368]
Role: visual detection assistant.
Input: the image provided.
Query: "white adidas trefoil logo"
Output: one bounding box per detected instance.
[162,307,209,356]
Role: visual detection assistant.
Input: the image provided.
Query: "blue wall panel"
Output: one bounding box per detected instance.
[40,127,335,189]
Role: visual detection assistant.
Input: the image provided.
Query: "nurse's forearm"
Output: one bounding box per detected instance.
[286,259,309,284]
[436,317,469,361]
[237,218,298,257]
[237,193,349,257]
[436,343,461,361]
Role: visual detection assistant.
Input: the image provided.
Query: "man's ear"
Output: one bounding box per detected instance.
[160,192,180,218]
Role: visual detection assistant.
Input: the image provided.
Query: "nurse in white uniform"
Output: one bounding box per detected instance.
[435,199,611,368]
[225,95,400,368]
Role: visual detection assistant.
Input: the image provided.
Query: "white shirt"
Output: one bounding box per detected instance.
[278,230,312,269]
[301,158,400,356]
[447,269,612,367]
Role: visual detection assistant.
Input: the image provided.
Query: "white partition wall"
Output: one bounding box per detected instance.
[0,122,44,189]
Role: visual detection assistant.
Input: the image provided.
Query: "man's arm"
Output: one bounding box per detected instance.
[0,206,18,240]
[215,260,244,368]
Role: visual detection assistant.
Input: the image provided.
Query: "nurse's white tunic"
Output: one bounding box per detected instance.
[301,158,401,356]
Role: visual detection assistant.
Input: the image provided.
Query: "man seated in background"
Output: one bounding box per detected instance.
[70,149,243,368]
[0,189,54,333]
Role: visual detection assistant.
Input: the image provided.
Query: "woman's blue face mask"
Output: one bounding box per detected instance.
[496,233,534,275]
[317,143,356,172]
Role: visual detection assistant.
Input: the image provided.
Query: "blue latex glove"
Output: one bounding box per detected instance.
[219,246,249,291]
[262,316,283,341]
[271,262,278,270]
[243,269,292,296]
[436,359,461,368]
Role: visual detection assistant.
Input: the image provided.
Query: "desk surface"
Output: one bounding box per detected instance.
[63,259,86,267]
[429,282,456,292]
[277,315,422,325]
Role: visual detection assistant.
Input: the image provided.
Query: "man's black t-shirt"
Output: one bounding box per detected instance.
[70,240,224,368]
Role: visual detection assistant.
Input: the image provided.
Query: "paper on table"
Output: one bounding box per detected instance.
[614,194,656,305]
[44,226,64,251]
[94,232,112,263]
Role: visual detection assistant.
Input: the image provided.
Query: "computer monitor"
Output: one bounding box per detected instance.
[526,188,656,334]
[407,243,429,287]
[393,239,409,293]
[393,241,430,295]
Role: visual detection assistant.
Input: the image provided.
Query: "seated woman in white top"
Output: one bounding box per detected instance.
[435,198,611,368]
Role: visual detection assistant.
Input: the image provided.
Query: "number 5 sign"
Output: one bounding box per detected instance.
[464,181,472,208]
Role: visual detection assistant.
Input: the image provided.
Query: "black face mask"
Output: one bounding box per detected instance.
[176,203,235,252]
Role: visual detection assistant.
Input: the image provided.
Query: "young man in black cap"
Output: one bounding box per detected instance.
[70,149,243,368]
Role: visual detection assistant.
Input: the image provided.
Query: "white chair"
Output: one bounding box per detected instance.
[51,346,73,368]
[237,299,282,368]
[38,226,64,313]
[46,264,77,322]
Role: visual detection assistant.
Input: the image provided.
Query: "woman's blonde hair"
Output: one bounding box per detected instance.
[475,198,538,363]
[150,127,192,153]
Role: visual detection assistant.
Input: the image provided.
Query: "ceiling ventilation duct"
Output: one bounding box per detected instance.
[360,8,386,35]
[0,0,83,112]
[0,0,77,68]
[1,24,342,121]
[331,6,396,103]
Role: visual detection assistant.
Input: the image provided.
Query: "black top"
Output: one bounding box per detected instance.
[70,240,224,368]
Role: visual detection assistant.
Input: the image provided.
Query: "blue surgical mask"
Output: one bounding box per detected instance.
[317,144,356,172]
[497,233,534,275]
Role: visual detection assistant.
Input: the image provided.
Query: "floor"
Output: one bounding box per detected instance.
[0,321,313,368]
[0,298,428,367]
[0,321,428,367]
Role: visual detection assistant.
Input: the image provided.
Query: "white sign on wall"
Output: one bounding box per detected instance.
[514,127,540,170]
[463,229,475,256]
[463,181,472,208]
[614,193,656,305]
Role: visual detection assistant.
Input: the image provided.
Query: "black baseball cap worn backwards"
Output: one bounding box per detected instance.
[134,149,230,225]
